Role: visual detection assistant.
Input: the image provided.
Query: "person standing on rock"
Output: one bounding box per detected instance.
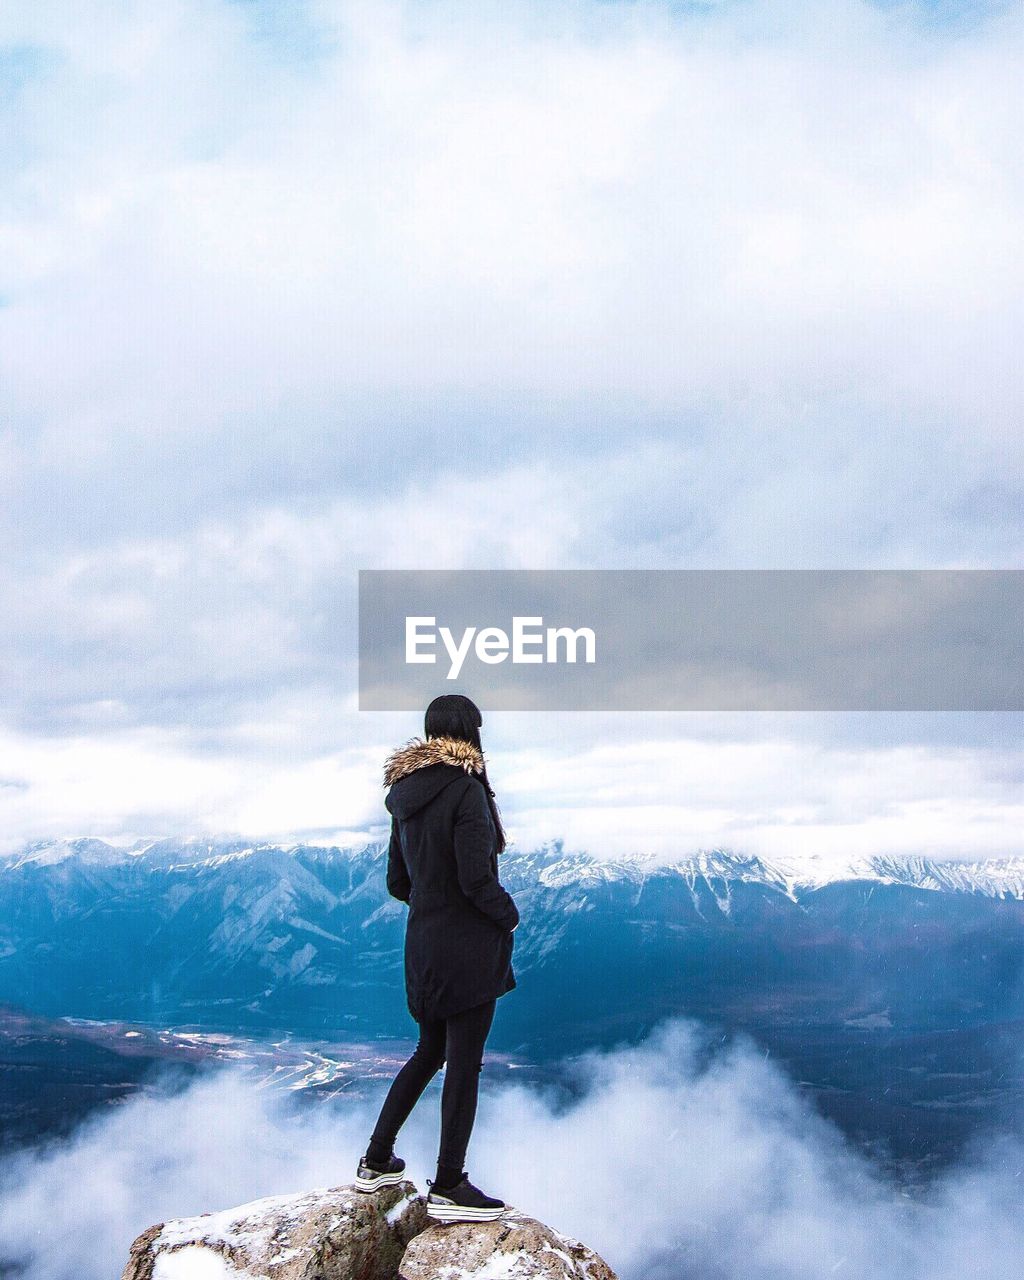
[355,693,520,1223]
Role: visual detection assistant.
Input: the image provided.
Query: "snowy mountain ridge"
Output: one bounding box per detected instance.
[5,833,1024,1047]
[4,836,1024,899]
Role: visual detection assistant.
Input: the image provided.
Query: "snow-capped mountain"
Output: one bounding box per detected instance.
[4,837,1024,1054]
[7,835,1024,897]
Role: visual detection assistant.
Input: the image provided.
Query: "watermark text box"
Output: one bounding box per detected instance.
[358,570,1024,711]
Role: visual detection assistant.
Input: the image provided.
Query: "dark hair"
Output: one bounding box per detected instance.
[424,694,507,854]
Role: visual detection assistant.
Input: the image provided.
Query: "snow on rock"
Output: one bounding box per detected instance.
[120,1181,426,1280]
[398,1207,618,1280]
[153,1246,245,1279]
[121,1184,617,1280]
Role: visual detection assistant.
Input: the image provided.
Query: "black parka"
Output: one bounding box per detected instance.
[383,735,520,1023]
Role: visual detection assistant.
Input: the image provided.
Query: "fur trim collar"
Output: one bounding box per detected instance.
[383,735,485,786]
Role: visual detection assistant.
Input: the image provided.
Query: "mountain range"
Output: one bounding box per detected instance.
[4,837,1024,1056]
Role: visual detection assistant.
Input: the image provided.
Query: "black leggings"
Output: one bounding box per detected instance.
[369,998,497,1172]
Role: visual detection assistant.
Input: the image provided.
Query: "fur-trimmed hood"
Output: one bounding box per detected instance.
[383,735,487,822]
[383,735,485,787]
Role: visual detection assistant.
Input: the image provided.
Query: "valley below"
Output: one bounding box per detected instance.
[5,837,1024,1181]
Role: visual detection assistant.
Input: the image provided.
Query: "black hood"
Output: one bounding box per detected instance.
[382,735,488,820]
[385,763,470,820]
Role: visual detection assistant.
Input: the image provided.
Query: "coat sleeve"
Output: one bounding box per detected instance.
[386,815,411,903]
[453,780,520,931]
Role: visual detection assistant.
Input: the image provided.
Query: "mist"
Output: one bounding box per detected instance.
[2,1017,1024,1279]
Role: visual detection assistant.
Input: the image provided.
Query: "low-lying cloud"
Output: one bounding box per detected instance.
[2,1017,1024,1280]
[3,717,1024,863]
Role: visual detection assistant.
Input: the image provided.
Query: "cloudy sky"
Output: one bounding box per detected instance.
[1,0,1022,859]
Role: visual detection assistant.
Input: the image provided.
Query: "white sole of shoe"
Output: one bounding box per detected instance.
[426,1201,505,1222]
[354,1170,404,1192]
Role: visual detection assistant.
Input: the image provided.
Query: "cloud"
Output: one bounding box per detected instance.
[2,710,1023,861]
[2,1016,1024,1279]
[1,0,1023,844]
[0,459,578,739]
[2,0,1022,557]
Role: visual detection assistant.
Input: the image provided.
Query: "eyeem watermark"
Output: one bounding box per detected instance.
[406,616,596,680]
[358,569,1024,711]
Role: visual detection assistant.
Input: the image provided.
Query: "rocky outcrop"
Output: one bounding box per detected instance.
[120,1180,427,1280]
[121,1183,618,1280]
[398,1207,617,1280]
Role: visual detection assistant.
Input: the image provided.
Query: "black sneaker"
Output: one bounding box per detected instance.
[425,1172,506,1222]
[354,1150,406,1192]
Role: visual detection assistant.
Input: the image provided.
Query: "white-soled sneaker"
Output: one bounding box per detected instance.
[354,1151,406,1192]
[425,1172,506,1222]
